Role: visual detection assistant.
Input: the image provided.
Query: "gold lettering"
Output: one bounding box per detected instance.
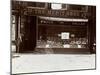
[34,9,38,14]
[60,11,65,16]
[41,10,45,14]
[55,11,59,16]
[48,10,52,15]
[65,11,70,16]
[26,8,87,18]
[69,11,73,16]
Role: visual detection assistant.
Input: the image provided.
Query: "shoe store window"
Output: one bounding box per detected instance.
[37,17,89,49]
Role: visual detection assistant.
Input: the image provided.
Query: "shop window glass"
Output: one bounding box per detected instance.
[37,18,88,48]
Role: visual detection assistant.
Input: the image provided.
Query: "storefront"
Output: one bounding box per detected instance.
[11,1,96,53]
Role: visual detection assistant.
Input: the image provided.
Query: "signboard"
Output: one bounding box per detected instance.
[61,32,70,39]
[51,4,62,9]
[24,8,88,19]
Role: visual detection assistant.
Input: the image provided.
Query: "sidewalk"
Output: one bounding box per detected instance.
[12,54,95,74]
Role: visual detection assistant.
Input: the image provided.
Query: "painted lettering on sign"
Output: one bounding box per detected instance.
[24,8,88,19]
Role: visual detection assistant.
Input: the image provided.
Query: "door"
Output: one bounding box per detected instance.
[18,16,37,53]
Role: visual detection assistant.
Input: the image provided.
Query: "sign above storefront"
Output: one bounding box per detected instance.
[23,8,89,19]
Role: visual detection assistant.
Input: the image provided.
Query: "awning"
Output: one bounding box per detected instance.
[39,16,88,22]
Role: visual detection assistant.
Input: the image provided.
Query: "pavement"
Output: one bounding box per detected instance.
[12,54,96,74]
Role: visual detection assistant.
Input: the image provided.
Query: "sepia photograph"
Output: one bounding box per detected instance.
[11,0,96,74]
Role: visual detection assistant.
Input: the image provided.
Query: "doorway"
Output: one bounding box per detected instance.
[18,16,37,53]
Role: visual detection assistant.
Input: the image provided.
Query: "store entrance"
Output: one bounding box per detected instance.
[18,16,37,53]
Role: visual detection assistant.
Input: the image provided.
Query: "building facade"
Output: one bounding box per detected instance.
[11,1,96,53]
